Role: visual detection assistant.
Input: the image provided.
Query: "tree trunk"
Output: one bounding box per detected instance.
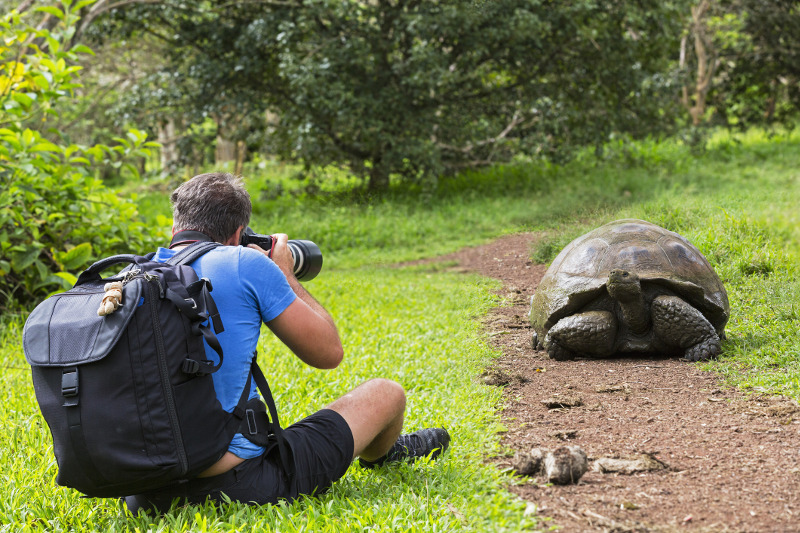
[215,136,237,166]
[680,0,718,126]
[157,118,179,171]
[367,159,390,193]
[234,141,247,175]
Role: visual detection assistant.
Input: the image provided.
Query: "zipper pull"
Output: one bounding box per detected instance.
[144,272,165,297]
[122,268,141,284]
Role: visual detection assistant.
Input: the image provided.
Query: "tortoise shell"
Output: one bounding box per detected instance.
[529,219,729,339]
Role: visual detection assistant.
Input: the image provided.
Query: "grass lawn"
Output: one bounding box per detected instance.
[1,128,798,531]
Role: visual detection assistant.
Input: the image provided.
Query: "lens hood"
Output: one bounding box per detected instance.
[287,240,323,281]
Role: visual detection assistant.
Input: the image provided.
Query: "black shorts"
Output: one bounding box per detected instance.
[125,409,354,514]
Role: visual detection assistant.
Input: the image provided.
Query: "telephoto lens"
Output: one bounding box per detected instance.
[241,227,323,281]
[285,240,323,281]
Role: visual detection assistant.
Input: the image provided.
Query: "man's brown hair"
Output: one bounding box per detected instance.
[171,172,252,243]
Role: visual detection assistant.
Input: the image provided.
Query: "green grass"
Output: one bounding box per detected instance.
[0,269,538,532]
[3,127,799,531]
[596,130,800,399]
[243,128,800,402]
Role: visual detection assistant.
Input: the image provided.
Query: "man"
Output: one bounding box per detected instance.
[125,172,450,513]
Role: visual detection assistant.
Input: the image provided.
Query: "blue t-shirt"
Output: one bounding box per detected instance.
[153,245,297,458]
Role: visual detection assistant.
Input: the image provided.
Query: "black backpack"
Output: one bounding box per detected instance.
[23,243,291,497]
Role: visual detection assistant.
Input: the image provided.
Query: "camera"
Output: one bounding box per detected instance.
[240,227,323,281]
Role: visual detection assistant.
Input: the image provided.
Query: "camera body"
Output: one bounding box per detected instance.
[240,227,323,281]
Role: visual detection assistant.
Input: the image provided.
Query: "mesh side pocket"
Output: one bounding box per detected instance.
[50,294,103,364]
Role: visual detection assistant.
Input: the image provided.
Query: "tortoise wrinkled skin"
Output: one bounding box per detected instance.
[529,219,729,361]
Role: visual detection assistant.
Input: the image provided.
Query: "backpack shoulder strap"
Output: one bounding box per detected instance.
[249,359,295,479]
[166,241,223,266]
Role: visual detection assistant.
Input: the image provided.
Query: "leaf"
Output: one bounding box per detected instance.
[33,74,51,90]
[54,271,78,286]
[54,242,92,270]
[75,0,97,10]
[12,92,33,108]
[35,259,48,281]
[21,129,36,147]
[11,246,42,273]
[46,36,60,54]
[34,6,66,20]
[30,141,60,153]
[70,44,95,56]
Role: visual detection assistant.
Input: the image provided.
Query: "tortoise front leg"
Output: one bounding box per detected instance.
[651,295,722,361]
[543,311,617,360]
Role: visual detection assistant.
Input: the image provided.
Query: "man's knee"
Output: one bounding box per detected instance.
[328,378,405,414]
[364,378,406,410]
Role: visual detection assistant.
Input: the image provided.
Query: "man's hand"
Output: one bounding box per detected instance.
[248,233,295,279]
[247,233,294,279]
[249,233,343,369]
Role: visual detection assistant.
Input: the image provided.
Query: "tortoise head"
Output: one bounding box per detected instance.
[607,269,642,303]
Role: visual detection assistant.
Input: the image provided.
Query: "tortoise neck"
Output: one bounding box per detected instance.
[617,294,650,334]
[607,272,649,334]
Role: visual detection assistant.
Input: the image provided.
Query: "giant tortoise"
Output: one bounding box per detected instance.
[529,219,729,361]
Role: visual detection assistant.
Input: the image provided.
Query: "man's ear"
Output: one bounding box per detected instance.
[224,226,244,246]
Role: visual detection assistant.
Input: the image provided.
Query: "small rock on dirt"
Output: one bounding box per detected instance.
[545,446,589,484]
[592,453,669,475]
[512,446,588,485]
[541,393,583,409]
[512,447,547,476]
[549,429,579,441]
[481,369,511,386]
[595,383,631,394]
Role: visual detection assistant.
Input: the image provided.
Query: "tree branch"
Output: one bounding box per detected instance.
[16,0,37,14]
[73,0,170,45]
[215,0,300,8]
[437,110,524,154]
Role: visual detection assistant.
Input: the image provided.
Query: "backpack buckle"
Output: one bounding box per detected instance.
[61,368,79,397]
[181,358,215,376]
[182,359,201,374]
[246,409,258,435]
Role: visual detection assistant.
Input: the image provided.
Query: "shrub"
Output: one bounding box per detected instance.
[0,1,158,310]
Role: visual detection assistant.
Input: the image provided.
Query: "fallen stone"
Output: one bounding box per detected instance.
[595,383,631,394]
[481,369,510,386]
[549,429,579,441]
[545,446,589,484]
[541,394,583,409]
[592,453,669,475]
[511,446,588,485]
[511,447,546,476]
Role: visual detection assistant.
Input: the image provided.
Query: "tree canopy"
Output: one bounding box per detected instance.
[97,0,687,190]
[9,1,799,192]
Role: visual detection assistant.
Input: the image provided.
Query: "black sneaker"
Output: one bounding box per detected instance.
[359,428,451,469]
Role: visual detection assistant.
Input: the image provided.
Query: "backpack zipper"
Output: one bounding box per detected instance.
[146,277,189,475]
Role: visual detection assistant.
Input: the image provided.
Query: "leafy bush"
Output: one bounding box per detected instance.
[0,2,158,310]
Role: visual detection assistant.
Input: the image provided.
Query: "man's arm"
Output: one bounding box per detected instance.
[248,235,343,369]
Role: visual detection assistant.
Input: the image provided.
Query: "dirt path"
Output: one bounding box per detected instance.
[424,233,800,533]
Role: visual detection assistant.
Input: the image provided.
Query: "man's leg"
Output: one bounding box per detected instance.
[326,378,450,467]
[325,378,406,461]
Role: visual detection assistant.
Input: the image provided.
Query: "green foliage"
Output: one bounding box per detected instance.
[99,0,686,191]
[686,0,800,129]
[725,0,800,127]
[0,1,159,309]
